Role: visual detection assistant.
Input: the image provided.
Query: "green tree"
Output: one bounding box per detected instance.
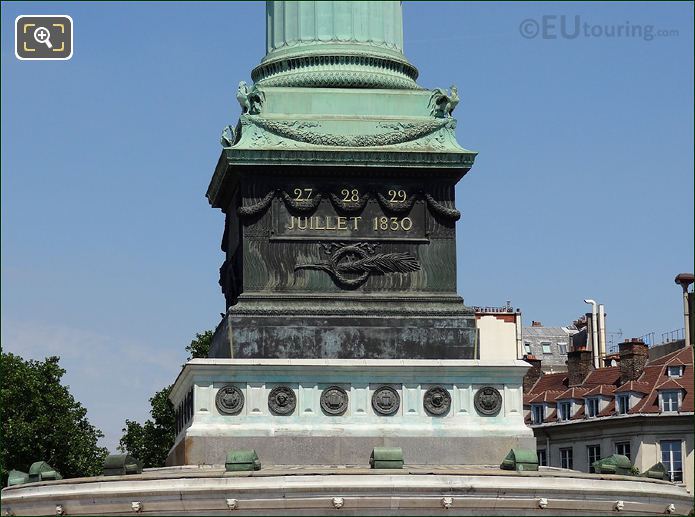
[185,330,213,360]
[118,386,175,468]
[118,330,213,467]
[0,353,108,485]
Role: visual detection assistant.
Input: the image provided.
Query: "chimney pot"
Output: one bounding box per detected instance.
[619,340,648,384]
[523,355,543,393]
[566,350,593,387]
[531,321,542,327]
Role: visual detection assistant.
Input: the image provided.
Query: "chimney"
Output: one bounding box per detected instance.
[523,355,542,392]
[619,339,649,384]
[566,350,593,387]
[531,321,542,327]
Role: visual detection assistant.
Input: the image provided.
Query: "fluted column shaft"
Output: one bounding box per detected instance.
[266,1,404,56]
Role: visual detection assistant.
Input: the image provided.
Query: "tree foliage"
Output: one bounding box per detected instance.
[118,386,175,468]
[185,330,213,360]
[0,353,108,485]
[118,330,213,467]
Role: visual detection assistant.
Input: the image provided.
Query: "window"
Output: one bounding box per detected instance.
[532,404,545,424]
[616,394,629,415]
[660,391,680,412]
[560,447,573,469]
[541,342,552,354]
[661,440,683,482]
[537,449,547,467]
[615,441,631,461]
[667,365,683,378]
[587,444,601,473]
[558,343,568,354]
[586,398,600,417]
[559,401,571,421]
[524,342,531,354]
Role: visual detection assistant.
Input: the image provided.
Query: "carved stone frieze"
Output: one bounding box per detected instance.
[251,53,419,90]
[248,117,449,148]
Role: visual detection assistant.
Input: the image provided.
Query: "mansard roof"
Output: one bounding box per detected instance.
[525,345,693,424]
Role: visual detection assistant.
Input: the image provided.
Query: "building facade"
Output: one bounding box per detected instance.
[522,321,576,373]
[524,341,694,492]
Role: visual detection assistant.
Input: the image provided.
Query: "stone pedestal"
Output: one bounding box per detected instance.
[166,359,534,467]
[207,85,478,362]
[209,294,478,359]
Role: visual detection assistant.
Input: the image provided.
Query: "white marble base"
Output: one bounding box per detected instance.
[2,465,691,516]
[167,359,535,466]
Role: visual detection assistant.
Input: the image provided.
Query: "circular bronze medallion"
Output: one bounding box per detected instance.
[320,386,348,416]
[268,386,296,415]
[372,386,400,416]
[215,385,244,415]
[424,386,451,416]
[474,386,502,416]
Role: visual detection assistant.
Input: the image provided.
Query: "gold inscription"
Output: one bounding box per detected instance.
[286,215,411,233]
[293,188,313,201]
[287,216,363,231]
[388,189,407,202]
[341,188,360,202]
[372,216,413,232]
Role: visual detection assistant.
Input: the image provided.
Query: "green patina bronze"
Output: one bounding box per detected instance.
[225,450,262,472]
[7,470,29,487]
[370,447,404,469]
[592,454,633,476]
[255,1,417,90]
[27,461,62,483]
[643,462,667,480]
[103,454,144,477]
[207,1,478,361]
[500,449,539,472]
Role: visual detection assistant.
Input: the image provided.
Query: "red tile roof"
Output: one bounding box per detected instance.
[530,371,568,392]
[583,366,621,387]
[655,378,688,391]
[598,399,616,417]
[570,405,586,420]
[556,387,588,400]
[584,384,616,397]
[631,347,693,414]
[525,345,693,422]
[527,390,565,404]
[614,381,650,394]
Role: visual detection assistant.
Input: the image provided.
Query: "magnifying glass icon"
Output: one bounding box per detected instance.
[33,26,53,49]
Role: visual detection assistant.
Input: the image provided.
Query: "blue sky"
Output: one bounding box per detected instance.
[2,2,693,452]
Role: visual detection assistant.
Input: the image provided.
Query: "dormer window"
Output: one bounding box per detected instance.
[660,390,680,413]
[586,398,600,418]
[616,394,630,415]
[667,365,683,378]
[559,401,572,421]
[531,404,545,424]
